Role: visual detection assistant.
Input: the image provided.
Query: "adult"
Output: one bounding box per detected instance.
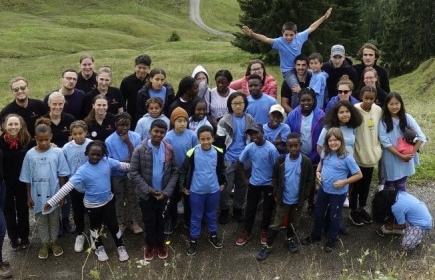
[0,77,47,137]
[204,70,236,127]
[83,66,125,117]
[230,59,277,98]
[84,94,116,142]
[357,67,387,108]
[353,43,390,94]
[324,75,359,114]
[76,53,97,94]
[120,55,151,130]
[322,45,358,104]
[281,55,312,113]
[43,69,86,120]
[191,65,211,99]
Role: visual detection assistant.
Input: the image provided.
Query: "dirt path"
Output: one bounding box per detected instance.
[189,0,235,38]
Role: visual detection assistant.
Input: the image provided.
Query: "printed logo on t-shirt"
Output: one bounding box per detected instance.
[106,125,112,131]
[110,99,118,105]
[62,126,69,133]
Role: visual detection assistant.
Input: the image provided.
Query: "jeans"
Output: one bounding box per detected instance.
[139,197,168,250]
[189,191,220,238]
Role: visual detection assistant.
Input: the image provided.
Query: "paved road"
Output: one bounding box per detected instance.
[189,0,235,38]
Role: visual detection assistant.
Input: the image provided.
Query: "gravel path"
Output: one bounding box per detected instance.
[189,0,235,38]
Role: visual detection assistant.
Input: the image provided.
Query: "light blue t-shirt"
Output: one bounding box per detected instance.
[246,94,278,124]
[272,29,309,73]
[105,130,141,176]
[300,112,314,156]
[164,129,198,167]
[318,126,355,156]
[309,71,328,109]
[392,191,432,229]
[239,141,278,186]
[283,154,302,205]
[190,146,220,194]
[62,138,93,192]
[147,140,165,191]
[225,115,246,162]
[149,87,167,107]
[19,147,71,214]
[135,113,170,140]
[263,123,291,144]
[189,116,213,132]
[320,152,360,194]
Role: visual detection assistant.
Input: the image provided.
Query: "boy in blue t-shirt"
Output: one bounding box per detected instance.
[263,104,291,154]
[246,74,278,124]
[235,123,279,246]
[163,107,198,232]
[308,53,328,109]
[241,8,332,92]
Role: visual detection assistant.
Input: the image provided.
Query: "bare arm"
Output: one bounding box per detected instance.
[281,97,293,113]
[308,7,332,34]
[242,26,274,45]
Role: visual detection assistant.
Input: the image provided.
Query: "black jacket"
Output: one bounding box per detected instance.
[136,82,175,120]
[322,58,358,100]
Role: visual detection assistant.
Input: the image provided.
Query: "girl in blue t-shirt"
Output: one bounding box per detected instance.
[135,97,170,140]
[189,99,213,132]
[44,141,130,263]
[301,127,362,252]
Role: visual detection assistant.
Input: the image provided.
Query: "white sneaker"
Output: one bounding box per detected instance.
[378,184,385,192]
[177,200,184,215]
[74,235,85,252]
[95,246,109,262]
[343,197,349,208]
[117,246,129,262]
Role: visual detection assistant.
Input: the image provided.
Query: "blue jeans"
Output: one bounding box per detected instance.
[312,187,346,240]
[190,191,220,238]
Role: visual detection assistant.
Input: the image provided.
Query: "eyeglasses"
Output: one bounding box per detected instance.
[250,67,262,72]
[63,77,78,81]
[12,86,27,92]
[231,102,245,107]
[337,90,350,94]
[364,76,376,80]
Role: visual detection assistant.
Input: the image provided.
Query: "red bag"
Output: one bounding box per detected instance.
[396,137,414,155]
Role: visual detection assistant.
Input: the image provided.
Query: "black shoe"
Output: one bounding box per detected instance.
[256,246,272,261]
[209,234,223,249]
[349,210,364,226]
[301,235,321,245]
[324,238,336,253]
[339,226,350,235]
[218,209,229,225]
[164,222,177,235]
[187,238,197,256]
[20,239,30,249]
[62,218,76,234]
[233,208,244,223]
[359,209,373,224]
[10,240,20,251]
[287,239,299,253]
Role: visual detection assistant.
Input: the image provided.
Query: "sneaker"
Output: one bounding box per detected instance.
[256,246,272,261]
[0,262,12,279]
[62,218,76,234]
[349,210,364,226]
[95,246,109,262]
[144,247,154,261]
[51,241,63,257]
[129,223,143,234]
[20,239,30,249]
[10,240,20,251]
[38,243,50,260]
[157,247,168,260]
[378,184,385,192]
[187,239,197,256]
[164,222,176,235]
[359,209,373,224]
[74,235,85,253]
[177,200,184,215]
[343,197,349,208]
[209,234,223,249]
[260,229,268,245]
[324,238,336,253]
[287,239,299,253]
[236,230,251,246]
[117,246,129,262]
[381,225,404,235]
[301,235,321,245]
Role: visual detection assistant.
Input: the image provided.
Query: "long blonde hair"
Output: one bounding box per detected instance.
[323,127,348,158]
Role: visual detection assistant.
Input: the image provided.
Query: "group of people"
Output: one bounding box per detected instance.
[0,6,432,278]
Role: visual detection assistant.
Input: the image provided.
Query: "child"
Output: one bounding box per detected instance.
[349,86,382,226]
[214,92,256,224]
[168,76,200,117]
[245,74,278,124]
[241,8,332,91]
[135,97,170,140]
[372,188,432,251]
[19,118,70,259]
[301,128,362,252]
[308,53,328,109]
[105,113,142,234]
[191,65,211,99]
[130,119,178,261]
[44,141,130,262]
[379,92,426,191]
[235,123,279,246]
[179,126,226,255]
[163,107,198,233]
[62,120,92,253]
[256,133,314,260]
[136,68,176,119]
[0,114,33,251]
[189,99,213,132]
[263,104,291,154]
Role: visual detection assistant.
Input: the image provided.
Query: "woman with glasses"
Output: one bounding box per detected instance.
[324,75,359,114]
[356,67,387,107]
[230,59,277,98]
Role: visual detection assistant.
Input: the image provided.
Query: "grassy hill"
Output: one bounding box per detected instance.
[0,0,433,180]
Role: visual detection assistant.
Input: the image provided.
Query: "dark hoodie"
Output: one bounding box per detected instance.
[322,57,358,100]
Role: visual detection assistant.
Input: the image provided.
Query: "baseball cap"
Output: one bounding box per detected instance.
[331,45,345,57]
[269,104,286,118]
[245,123,263,134]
